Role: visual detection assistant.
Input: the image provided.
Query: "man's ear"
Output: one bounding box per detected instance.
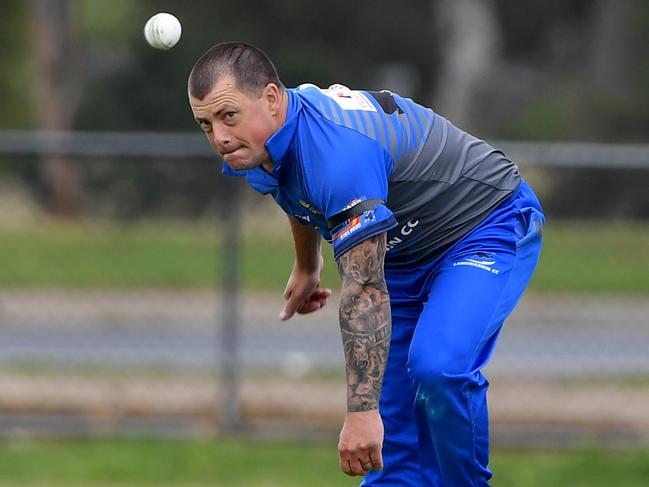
[264,83,282,113]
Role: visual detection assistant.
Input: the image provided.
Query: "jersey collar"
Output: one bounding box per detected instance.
[265,89,301,172]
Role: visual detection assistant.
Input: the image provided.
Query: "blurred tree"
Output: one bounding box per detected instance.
[588,0,634,95]
[542,0,649,218]
[31,0,84,217]
[0,1,32,128]
[432,0,502,128]
[0,0,646,218]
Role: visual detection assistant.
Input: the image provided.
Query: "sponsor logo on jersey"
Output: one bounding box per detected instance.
[452,252,500,274]
[341,197,362,211]
[299,200,323,215]
[465,257,496,266]
[332,209,377,242]
[324,84,377,112]
[332,216,362,241]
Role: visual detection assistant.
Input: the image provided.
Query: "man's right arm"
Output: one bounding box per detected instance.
[280,217,332,320]
[288,216,322,273]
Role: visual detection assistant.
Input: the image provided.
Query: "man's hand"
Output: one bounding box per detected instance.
[338,410,384,476]
[280,255,332,320]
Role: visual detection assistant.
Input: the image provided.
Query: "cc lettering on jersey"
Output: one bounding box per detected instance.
[400,219,419,236]
[386,219,420,252]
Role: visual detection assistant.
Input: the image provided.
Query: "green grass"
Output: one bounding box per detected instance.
[0,438,648,486]
[494,448,649,487]
[0,438,354,487]
[0,219,647,294]
[533,220,649,294]
[0,222,221,289]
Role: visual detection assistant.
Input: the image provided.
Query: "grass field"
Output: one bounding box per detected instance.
[0,219,647,294]
[0,438,648,487]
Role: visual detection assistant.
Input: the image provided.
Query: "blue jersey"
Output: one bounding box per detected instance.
[224,84,520,267]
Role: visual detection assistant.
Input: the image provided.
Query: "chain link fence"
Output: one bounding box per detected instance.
[0,131,648,445]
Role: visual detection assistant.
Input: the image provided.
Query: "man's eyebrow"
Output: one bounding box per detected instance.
[213,103,237,118]
[194,103,235,122]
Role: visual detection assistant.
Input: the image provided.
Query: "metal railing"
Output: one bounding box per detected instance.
[0,130,648,444]
[2,130,648,168]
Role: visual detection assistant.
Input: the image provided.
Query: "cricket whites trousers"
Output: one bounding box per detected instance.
[361,180,544,487]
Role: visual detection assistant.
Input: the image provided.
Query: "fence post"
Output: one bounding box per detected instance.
[219,178,242,432]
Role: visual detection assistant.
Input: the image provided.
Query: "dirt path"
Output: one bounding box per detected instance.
[1,372,649,444]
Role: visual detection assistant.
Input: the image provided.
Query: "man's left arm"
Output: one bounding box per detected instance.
[336,232,390,476]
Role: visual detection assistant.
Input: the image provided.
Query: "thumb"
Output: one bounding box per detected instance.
[280,292,301,321]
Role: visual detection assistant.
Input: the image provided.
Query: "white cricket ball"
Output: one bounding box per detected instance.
[144,13,182,50]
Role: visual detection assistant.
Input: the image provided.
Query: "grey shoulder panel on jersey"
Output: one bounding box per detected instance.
[384,114,521,265]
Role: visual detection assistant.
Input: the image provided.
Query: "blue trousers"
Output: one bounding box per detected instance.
[361,180,544,486]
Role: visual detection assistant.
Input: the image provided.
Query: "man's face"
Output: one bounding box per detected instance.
[189,76,283,171]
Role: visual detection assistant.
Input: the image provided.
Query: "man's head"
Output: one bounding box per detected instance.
[188,42,287,171]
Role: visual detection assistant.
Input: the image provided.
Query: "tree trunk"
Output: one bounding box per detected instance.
[588,0,635,94]
[31,0,83,218]
[431,0,501,129]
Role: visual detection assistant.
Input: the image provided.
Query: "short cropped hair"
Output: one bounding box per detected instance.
[188,41,283,100]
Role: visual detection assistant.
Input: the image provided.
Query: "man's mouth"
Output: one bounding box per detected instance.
[223,148,245,164]
[222,148,240,157]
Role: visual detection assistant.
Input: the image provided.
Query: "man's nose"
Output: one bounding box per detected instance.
[211,127,231,151]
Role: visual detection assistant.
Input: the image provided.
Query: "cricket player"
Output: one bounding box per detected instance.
[188,42,544,486]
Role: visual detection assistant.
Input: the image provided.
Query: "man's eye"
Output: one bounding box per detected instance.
[198,121,211,130]
[225,112,236,120]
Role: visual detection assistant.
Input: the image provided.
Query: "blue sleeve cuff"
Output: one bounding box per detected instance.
[332,209,397,260]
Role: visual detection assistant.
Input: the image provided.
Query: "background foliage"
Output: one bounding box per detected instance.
[1,0,648,219]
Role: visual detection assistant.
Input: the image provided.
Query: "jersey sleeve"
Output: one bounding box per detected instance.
[299,119,398,259]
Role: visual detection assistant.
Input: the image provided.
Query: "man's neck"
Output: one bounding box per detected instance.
[261,89,289,173]
[276,88,289,130]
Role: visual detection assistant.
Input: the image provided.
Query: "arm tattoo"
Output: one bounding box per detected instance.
[336,233,391,412]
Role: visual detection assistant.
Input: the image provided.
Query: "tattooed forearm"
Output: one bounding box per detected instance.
[336,233,391,412]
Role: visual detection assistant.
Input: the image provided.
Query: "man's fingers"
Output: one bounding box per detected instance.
[339,449,378,476]
[339,457,354,476]
[294,287,333,315]
[283,289,324,319]
[314,287,333,298]
[352,458,368,476]
[360,457,374,473]
[338,449,382,477]
[296,295,330,314]
[340,457,364,476]
[297,300,323,314]
[282,284,332,319]
[369,449,383,471]
[306,287,332,304]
